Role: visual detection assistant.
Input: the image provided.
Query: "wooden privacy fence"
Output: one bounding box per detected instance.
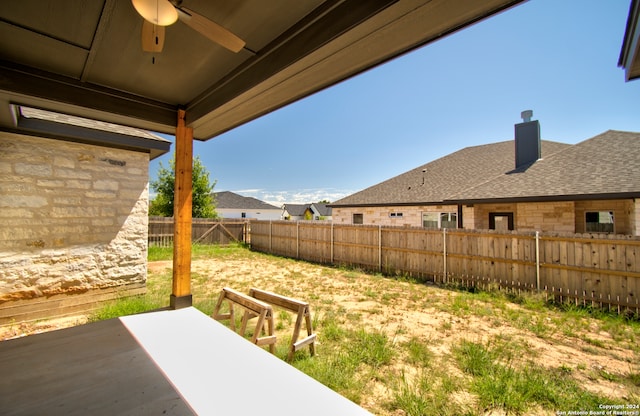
[250,221,640,314]
[148,217,248,246]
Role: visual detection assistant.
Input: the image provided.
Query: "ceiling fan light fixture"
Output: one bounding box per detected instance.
[132,0,178,26]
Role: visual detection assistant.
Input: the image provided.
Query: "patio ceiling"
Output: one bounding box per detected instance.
[620,0,640,81]
[0,0,525,141]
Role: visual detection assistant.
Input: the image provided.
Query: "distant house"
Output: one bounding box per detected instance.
[331,115,640,236]
[282,203,332,220]
[310,203,332,220]
[282,204,310,221]
[214,191,281,220]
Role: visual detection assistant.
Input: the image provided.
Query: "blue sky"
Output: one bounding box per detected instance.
[150,0,640,206]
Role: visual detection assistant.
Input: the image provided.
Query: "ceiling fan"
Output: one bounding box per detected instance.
[131,0,245,53]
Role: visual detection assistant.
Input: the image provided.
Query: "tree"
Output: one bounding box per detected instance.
[149,155,218,218]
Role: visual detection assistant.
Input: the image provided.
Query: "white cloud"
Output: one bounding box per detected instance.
[229,188,353,206]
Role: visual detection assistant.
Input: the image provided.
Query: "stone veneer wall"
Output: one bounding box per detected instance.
[333,200,637,235]
[331,205,460,227]
[0,132,149,322]
[574,199,634,235]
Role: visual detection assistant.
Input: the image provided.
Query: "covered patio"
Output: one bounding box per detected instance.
[0,306,372,415]
[0,0,535,413]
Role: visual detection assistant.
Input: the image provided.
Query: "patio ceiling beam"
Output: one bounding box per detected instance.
[0,62,177,129]
[170,109,193,309]
[184,0,398,127]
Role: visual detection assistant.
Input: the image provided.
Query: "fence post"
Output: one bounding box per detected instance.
[443,228,447,283]
[378,225,382,273]
[330,222,334,263]
[296,221,300,259]
[535,231,540,291]
[269,221,272,252]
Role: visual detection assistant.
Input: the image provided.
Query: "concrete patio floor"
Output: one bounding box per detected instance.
[0,307,371,415]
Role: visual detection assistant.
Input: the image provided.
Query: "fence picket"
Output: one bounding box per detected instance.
[148,217,248,247]
[248,221,640,315]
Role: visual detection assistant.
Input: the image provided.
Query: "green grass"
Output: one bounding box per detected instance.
[147,242,249,262]
[89,294,164,322]
[390,371,468,416]
[289,315,394,403]
[86,244,640,415]
[404,337,434,366]
[453,339,622,413]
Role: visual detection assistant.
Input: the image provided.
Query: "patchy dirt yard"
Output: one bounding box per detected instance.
[4,248,639,415]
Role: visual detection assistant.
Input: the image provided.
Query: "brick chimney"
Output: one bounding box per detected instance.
[514,110,541,169]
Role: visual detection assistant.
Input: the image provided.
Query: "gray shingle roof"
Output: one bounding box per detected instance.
[331,139,571,207]
[214,191,280,210]
[311,203,332,217]
[283,204,309,216]
[447,130,640,202]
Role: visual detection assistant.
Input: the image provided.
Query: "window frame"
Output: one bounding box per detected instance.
[585,211,614,233]
[489,212,514,231]
[422,211,457,229]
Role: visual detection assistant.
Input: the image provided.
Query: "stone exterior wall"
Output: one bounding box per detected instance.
[574,199,634,235]
[516,202,575,233]
[333,199,637,235]
[471,201,576,233]
[332,205,460,227]
[0,132,149,315]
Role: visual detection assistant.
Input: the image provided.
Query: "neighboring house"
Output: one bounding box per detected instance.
[0,106,170,324]
[331,114,640,236]
[214,191,281,220]
[310,203,332,220]
[282,204,310,220]
[282,203,332,220]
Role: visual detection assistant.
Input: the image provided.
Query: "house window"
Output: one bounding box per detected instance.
[489,212,514,231]
[585,211,614,233]
[440,213,457,229]
[389,212,403,218]
[422,212,457,229]
[353,213,363,224]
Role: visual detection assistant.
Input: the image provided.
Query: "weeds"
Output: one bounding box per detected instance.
[404,337,434,366]
[83,244,640,415]
[348,329,394,368]
[89,295,163,322]
[453,339,623,413]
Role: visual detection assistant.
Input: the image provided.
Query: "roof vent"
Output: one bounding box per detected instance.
[521,110,533,122]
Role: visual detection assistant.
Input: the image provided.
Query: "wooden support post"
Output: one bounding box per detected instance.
[171,110,193,309]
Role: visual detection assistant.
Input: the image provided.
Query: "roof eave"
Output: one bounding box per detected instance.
[446,192,640,205]
[328,201,450,208]
[4,107,171,160]
[618,0,640,81]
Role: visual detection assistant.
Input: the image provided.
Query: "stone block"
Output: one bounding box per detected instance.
[0,195,48,209]
[15,163,52,177]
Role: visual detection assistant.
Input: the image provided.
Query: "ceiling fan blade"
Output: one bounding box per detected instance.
[141,20,165,52]
[176,7,245,53]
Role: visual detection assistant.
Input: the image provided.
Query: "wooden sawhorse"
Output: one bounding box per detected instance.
[212,287,277,354]
[248,288,316,361]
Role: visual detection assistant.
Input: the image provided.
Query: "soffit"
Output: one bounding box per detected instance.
[0,0,525,140]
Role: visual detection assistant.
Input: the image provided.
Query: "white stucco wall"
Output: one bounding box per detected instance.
[217,208,281,220]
